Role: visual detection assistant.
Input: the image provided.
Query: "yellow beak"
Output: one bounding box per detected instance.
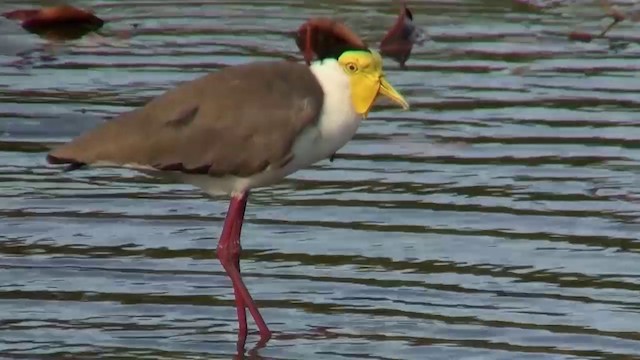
[350,72,410,117]
[378,77,410,110]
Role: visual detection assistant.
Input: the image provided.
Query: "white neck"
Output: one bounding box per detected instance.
[282,59,361,168]
[308,58,361,138]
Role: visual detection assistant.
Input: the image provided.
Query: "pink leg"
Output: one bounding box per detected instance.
[227,198,248,350]
[216,191,272,351]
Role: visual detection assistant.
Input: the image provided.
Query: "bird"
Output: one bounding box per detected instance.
[379,1,427,68]
[295,1,426,68]
[2,4,104,41]
[45,18,410,351]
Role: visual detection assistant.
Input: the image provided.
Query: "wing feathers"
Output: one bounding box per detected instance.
[47,61,325,177]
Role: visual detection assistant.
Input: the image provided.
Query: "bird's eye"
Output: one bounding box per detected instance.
[345,62,358,72]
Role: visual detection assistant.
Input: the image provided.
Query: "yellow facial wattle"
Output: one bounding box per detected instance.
[337,49,409,117]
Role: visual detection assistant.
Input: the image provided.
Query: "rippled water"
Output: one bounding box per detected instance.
[2,0,640,359]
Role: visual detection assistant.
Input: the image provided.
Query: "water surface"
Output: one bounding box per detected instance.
[1,0,640,359]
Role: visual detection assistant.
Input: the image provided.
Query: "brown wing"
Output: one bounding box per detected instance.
[47,61,325,177]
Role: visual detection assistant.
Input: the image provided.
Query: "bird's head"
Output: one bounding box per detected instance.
[295,18,409,117]
[336,48,409,117]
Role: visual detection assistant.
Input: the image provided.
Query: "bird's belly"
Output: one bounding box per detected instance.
[289,114,360,169]
[245,114,361,190]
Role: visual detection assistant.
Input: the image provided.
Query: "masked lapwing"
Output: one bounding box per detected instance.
[46,21,410,350]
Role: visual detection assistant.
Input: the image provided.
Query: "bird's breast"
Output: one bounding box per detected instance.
[291,59,362,166]
[288,77,360,168]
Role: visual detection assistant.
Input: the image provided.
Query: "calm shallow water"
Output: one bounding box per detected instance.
[2,0,640,359]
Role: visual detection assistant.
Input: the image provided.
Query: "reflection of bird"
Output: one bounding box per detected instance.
[46,25,410,350]
[2,4,104,41]
[295,1,426,68]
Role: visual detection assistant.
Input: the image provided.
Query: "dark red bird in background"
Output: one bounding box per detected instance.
[379,1,427,68]
[3,4,104,41]
[295,1,426,68]
[295,17,368,65]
